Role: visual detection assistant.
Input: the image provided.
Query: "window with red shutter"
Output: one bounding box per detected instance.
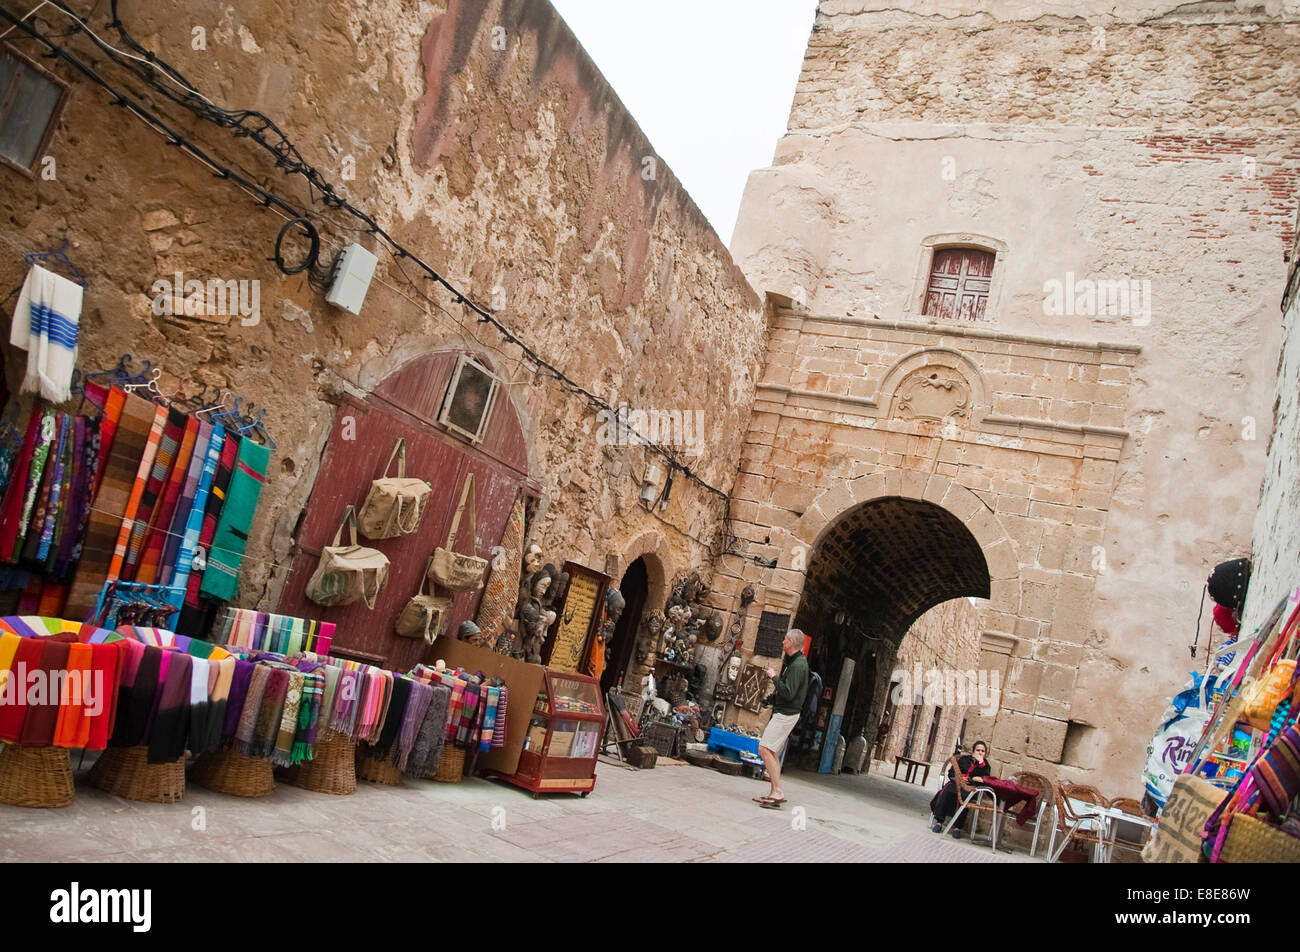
[922,247,995,321]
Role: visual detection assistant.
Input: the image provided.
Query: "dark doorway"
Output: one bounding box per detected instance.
[602,557,649,696]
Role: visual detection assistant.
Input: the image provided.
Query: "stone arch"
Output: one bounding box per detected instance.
[614,529,674,613]
[773,471,1020,629]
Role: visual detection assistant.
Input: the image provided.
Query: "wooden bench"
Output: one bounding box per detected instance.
[893,755,931,785]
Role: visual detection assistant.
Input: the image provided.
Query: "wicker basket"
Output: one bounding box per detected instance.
[0,744,74,808]
[88,746,185,803]
[189,746,276,798]
[286,730,357,796]
[356,743,403,786]
[1220,812,1300,863]
[432,744,466,783]
[642,722,682,758]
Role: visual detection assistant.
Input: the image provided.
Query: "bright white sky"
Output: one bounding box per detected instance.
[551,0,818,245]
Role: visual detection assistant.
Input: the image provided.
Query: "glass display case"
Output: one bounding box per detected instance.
[497,670,604,797]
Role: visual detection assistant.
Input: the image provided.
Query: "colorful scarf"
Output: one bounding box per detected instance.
[222,657,255,742]
[177,433,237,631]
[158,422,208,586]
[291,668,323,765]
[168,425,223,595]
[0,408,44,563]
[147,650,192,764]
[371,674,411,760]
[493,685,508,749]
[396,679,433,771]
[19,638,68,747]
[122,407,187,580]
[9,409,55,563]
[57,415,102,583]
[236,663,270,750]
[10,264,82,403]
[407,684,451,777]
[51,641,92,748]
[106,402,166,582]
[271,669,304,767]
[136,414,198,585]
[24,412,67,568]
[114,643,160,748]
[199,436,271,602]
[64,394,158,619]
[480,684,500,753]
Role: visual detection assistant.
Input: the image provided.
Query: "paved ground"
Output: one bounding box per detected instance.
[0,754,1048,862]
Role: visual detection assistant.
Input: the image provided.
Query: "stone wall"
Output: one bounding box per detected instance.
[1241,220,1300,637]
[730,0,1299,791]
[0,0,764,613]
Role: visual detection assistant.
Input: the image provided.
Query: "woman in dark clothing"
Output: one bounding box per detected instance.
[930,740,992,838]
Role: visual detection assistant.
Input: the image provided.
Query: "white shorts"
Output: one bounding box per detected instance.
[759,712,800,755]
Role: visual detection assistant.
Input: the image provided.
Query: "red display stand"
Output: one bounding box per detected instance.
[490,669,603,797]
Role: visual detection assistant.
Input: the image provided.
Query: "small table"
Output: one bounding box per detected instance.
[942,777,1041,852]
[893,756,931,785]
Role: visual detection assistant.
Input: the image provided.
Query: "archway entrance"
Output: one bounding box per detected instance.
[602,556,649,696]
[792,496,991,770]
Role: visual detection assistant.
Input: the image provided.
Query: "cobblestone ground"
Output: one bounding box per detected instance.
[0,755,1046,862]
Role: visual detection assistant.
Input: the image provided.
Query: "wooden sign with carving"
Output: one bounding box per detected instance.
[543,561,610,673]
[736,662,770,713]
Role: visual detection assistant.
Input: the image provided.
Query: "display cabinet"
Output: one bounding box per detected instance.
[492,669,603,797]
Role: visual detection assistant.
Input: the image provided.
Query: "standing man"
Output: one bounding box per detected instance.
[754,629,809,808]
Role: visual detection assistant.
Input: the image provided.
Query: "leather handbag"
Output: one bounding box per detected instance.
[358,439,431,539]
[429,472,488,592]
[395,558,452,644]
[306,506,391,609]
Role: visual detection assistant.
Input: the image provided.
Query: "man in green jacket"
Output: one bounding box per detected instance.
[755,629,809,807]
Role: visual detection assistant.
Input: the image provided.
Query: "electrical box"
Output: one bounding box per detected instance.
[325,243,378,315]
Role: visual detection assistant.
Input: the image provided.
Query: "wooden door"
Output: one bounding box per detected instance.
[276,352,531,671]
[923,248,994,321]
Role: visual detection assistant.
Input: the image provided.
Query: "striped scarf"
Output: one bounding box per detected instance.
[123,407,187,579]
[479,684,500,752]
[167,425,223,594]
[178,433,238,624]
[106,403,167,582]
[136,414,198,584]
[199,436,271,602]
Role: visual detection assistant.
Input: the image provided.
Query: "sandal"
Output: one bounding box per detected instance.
[760,798,785,809]
[753,796,775,804]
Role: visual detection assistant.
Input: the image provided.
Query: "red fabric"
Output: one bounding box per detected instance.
[1213,603,1240,636]
[86,642,122,749]
[19,639,68,747]
[0,408,43,562]
[0,637,43,742]
[977,776,1040,825]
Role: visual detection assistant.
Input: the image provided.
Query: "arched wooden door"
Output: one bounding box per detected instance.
[277,352,532,671]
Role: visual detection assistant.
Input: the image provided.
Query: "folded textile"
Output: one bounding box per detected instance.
[10,264,83,403]
[291,669,323,765]
[186,657,211,759]
[51,641,92,748]
[0,635,42,742]
[247,667,288,760]
[407,684,451,777]
[19,638,67,747]
[479,684,500,753]
[148,651,192,764]
[370,675,411,760]
[236,664,270,749]
[113,642,159,748]
[222,657,254,743]
[199,437,271,602]
[396,680,433,772]
[272,670,303,767]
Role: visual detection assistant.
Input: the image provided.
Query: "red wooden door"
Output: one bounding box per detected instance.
[923,248,994,321]
[276,352,530,671]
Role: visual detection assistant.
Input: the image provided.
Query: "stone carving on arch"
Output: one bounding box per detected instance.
[772,470,1022,628]
[876,347,989,428]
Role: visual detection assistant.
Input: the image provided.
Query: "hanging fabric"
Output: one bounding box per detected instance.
[10,264,83,403]
[198,436,270,601]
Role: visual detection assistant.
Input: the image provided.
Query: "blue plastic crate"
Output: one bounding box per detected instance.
[708,727,759,757]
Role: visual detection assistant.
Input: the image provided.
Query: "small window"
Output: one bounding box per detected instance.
[922,247,995,321]
[438,354,499,444]
[0,46,68,176]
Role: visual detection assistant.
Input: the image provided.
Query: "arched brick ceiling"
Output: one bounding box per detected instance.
[801,496,991,645]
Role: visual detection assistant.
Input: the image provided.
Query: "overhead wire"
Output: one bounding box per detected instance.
[1,3,773,566]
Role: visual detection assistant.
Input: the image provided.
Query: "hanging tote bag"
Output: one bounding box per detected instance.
[395,558,452,644]
[306,506,391,609]
[357,438,431,540]
[429,472,488,592]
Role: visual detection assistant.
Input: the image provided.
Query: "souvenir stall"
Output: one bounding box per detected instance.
[1145,557,1300,862]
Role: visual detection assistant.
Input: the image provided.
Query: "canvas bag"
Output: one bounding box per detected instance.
[429,472,488,592]
[395,558,452,643]
[358,439,431,539]
[306,506,390,609]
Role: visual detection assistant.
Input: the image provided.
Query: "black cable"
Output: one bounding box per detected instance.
[272,216,319,275]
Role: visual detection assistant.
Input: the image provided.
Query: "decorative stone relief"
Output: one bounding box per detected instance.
[892,366,971,422]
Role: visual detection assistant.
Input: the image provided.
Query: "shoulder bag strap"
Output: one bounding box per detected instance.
[445,472,476,555]
[331,505,358,548]
[383,438,406,479]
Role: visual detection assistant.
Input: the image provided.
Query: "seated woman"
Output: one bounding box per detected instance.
[929,740,992,838]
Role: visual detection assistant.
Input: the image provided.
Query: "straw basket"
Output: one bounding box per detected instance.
[431,744,466,783]
[0,744,74,808]
[356,743,403,786]
[286,730,356,796]
[1220,813,1300,863]
[88,746,185,803]
[189,746,276,797]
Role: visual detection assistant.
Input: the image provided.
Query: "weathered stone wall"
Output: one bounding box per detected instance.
[730,0,1299,792]
[875,598,982,766]
[1241,220,1300,637]
[0,0,763,610]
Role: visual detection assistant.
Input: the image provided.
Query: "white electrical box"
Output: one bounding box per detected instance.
[325,243,378,315]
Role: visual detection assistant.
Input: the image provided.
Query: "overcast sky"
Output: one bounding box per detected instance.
[551,0,818,245]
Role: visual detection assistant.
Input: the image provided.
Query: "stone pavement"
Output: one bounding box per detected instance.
[0,754,1042,862]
